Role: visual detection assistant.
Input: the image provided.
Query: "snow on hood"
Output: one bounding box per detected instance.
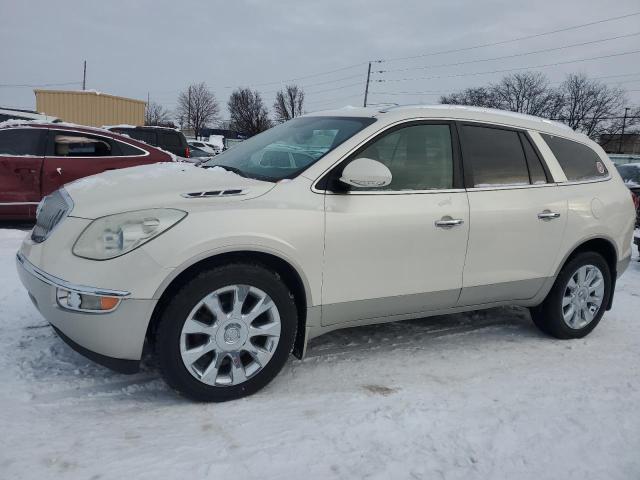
[64,162,276,219]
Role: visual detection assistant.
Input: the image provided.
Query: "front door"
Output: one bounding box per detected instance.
[0,127,46,219]
[457,123,567,305]
[321,122,469,325]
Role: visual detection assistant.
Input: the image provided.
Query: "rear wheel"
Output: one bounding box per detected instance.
[530,252,612,339]
[156,263,297,402]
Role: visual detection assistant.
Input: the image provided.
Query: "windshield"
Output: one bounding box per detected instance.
[616,164,640,185]
[203,116,376,181]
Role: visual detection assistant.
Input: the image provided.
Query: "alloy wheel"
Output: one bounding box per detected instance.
[561,264,605,329]
[179,284,281,386]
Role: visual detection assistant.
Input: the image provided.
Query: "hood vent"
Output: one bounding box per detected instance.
[181,189,246,198]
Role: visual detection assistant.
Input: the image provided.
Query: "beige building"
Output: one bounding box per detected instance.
[34,89,145,127]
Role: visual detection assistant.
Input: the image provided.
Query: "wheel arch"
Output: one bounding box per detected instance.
[556,235,618,310]
[147,249,311,359]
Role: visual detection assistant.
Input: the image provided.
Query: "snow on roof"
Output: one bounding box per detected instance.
[307,104,579,138]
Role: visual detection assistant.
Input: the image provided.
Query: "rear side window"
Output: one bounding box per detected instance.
[0,128,46,156]
[520,133,548,184]
[461,125,529,187]
[159,132,183,150]
[541,134,608,181]
[51,132,112,157]
[114,129,156,146]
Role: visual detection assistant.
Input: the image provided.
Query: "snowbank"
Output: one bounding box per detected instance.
[0,228,639,479]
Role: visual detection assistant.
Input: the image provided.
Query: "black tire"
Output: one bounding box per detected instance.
[155,263,297,402]
[530,251,612,339]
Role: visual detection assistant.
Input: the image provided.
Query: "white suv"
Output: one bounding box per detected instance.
[17,105,636,402]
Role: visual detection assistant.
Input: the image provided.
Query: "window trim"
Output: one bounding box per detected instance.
[518,131,552,184]
[457,121,555,191]
[0,127,48,157]
[45,129,150,159]
[314,119,464,195]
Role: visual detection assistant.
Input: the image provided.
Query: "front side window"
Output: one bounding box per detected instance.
[51,132,112,157]
[0,128,45,156]
[347,123,454,190]
[461,125,530,187]
[541,134,608,181]
[204,116,376,181]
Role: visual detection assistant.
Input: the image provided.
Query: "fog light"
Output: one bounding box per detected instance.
[56,288,121,313]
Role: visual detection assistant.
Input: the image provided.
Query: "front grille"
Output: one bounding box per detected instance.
[31,189,73,243]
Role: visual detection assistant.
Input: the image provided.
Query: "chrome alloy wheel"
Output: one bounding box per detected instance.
[179,285,281,386]
[562,264,605,329]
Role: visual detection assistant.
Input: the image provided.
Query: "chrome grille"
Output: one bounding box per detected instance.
[31,189,73,243]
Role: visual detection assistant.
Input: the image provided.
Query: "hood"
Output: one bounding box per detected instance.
[65,162,276,218]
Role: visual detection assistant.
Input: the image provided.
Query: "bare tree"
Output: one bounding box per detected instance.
[441,73,562,117]
[439,71,637,140]
[440,87,497,108]
[492,72,563,118]
[227,88,271,136]
[144,101,172,126]
[557,73,628,138]
[273,85,305,122]
[176,82,220,138]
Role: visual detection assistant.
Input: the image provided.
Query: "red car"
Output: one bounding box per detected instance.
[0,123,173,220]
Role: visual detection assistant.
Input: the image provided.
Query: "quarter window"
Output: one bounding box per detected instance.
[349,124,454,190]
[461,125,530,187]
[541,134,608,181]
[0,128,45,156]
[115,140,147,156]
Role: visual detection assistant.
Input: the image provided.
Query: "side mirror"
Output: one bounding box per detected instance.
[339,158,392,188]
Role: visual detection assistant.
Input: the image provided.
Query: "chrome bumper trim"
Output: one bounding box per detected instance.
[16,252,130,298]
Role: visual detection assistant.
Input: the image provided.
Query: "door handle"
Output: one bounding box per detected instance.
[435,217,464,228]
[537,210,561,221]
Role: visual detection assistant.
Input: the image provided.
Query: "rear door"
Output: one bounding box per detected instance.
[41,129,158,195]
[0,128,47,219]
[458,123,567,305]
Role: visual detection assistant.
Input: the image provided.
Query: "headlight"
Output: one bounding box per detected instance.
[73,209,187,260]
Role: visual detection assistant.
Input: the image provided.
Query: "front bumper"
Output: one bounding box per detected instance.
[16,252,157,373]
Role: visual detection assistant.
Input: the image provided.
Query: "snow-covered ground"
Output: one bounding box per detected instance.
[1,227,639,480]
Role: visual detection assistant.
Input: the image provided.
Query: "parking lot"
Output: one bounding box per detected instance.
[1,227,639,479]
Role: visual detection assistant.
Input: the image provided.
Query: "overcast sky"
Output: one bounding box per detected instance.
[1,0,639,120]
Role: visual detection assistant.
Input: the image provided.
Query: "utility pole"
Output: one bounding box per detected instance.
[82,60,86,90]
[363,61,372,108]
[618,107,630,154]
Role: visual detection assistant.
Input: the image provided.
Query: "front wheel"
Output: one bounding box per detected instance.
[530,252,612,339]
[155,263,297,402]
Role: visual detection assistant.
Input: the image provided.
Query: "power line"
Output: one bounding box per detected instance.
[379,32,640,74]
[592,71,640,80]
[260,73,364,95]
[223,61,368,89]
[0,81,82,88]
[378,49,640,83]
[305,81,364,96]
[379,11,640,63]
